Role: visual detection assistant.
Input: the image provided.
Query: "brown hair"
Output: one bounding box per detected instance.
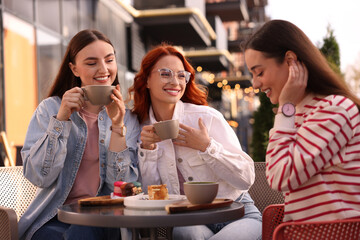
[128,43,208,123]
[47,29,119,98]
[244,20,360,108]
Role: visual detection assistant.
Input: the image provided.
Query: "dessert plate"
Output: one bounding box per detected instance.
[124,194,186,209]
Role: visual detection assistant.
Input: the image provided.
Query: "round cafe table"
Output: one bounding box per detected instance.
[58,201,244,240]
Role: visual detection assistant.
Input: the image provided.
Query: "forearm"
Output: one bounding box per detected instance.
[22,116,71,187]
[108,131,127,151]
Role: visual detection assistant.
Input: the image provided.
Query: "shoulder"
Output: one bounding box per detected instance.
[182,102,224,119]
[313,95,358,112]
[306,94,359,121]
[181,103,228,129]
[35,96,61,114]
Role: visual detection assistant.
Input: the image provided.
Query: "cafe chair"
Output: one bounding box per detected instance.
[0,166,38,239]
[248,162,284,213]
[263,204,360,240]
[0,206,18,240]
[262,204,284,240]
[273,217,360,240]
[0,131,16,167]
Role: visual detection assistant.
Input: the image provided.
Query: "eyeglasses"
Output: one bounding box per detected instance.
[154,68,191,84]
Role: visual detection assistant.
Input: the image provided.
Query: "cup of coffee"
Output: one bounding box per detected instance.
[184,182,219,205]
[153,119,179,140]
[82,85,115,105]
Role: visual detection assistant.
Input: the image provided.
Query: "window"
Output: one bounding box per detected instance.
[36,29,62,102]
[4,0,34,22]
[36,0,61,33]
[3,12,37,146]
[62,0,79,40]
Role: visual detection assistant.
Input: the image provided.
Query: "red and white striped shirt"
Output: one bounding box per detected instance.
[266,93,360,222]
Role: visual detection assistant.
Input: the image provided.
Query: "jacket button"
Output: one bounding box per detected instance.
[140,151,144,157]
[101,163,105,168]
[99,117,103,121]
[178,158,183,163]
[188,176,193,181]
[100,139,104,144]
[210,149,215,154]
[117,158,123,162]
[55,127,60,132]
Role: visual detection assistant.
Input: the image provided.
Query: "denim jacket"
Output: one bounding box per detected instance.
[18,96,140,240]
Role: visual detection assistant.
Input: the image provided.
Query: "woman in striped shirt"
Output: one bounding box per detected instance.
[243,19,360,222]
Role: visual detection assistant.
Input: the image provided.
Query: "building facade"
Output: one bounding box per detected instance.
[0,0,267,164]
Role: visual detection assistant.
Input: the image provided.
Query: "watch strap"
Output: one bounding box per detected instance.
[110,125,127,137]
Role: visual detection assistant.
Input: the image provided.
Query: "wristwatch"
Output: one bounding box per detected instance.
[110,125,127,137]
[278,103,296,117]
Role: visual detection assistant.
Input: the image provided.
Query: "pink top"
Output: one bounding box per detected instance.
[177,168,185,195]
[65,108,100,204]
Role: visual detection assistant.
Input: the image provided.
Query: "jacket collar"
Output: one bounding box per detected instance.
[149,100,184,124]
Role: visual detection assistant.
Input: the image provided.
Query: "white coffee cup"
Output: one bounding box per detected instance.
[82,85,115,105]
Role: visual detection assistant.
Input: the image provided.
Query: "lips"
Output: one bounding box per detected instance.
[94,76,110,82]
[263,89,271,98]
[164,88,181,96]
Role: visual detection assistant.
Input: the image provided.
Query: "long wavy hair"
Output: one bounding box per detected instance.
[244,20,360,108]
[128,44,208,123]
[47,29,119,98]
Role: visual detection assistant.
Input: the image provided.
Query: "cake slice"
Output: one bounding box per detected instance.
[148,184,169,200]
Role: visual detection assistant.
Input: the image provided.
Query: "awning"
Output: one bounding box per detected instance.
[184,49,234,72]
[116,0,216,47]
[206,0,249,22]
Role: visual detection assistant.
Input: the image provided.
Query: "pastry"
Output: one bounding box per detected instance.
[113,181,126,197]
[148,184,169,200]
[113,181,142,197]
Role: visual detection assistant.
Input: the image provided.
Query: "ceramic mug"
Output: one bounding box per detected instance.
[153,119,179,140]
[82,85,115,105]
[183,182,219,205]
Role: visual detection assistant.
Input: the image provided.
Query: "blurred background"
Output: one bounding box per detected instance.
[0,0,356,166]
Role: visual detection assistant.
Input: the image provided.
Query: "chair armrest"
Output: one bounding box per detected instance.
[262,204,284,240]
[0,206,18,240]
[274,217,360,240]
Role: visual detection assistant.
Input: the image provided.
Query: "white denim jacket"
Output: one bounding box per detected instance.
[19,96,140,240]
[138,101,255,200]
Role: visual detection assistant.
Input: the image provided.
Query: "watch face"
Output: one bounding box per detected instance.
[282,103,295,117]
[121,126,127,136]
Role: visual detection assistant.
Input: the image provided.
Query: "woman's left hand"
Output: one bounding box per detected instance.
[279,60,308,106]
[173,118,210,152]
[105,85,125,127]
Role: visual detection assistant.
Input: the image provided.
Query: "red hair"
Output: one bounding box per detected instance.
[128,44,208,124]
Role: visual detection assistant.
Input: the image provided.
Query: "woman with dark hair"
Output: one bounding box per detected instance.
[244,19,360,222]
[19,29,140,240]
[128,44,262,240]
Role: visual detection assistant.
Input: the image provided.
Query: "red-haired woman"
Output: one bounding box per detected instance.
[128,44,261,240]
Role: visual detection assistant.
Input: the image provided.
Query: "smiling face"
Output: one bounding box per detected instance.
[69,40,117,87]
[245,49,289,104]
[146,55,186,117]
